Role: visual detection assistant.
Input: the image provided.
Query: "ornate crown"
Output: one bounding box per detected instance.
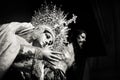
[31,4,77,52]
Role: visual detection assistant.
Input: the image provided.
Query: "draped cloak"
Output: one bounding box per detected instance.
[0,22,34,75]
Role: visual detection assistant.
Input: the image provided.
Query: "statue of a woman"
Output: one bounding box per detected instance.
[0,4,77,80]
[0,22,61,80]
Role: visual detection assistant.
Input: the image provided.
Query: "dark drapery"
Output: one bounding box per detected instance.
[87,0,120,80]
[90,0,120,71]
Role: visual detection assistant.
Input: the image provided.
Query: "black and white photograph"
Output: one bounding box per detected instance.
[0,0,120,80]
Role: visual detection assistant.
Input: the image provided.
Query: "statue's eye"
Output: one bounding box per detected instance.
[45,33,51,39]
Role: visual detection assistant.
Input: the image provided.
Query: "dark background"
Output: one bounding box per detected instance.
[1,0,120,80]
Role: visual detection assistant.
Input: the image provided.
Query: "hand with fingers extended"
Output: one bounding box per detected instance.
[35,47,62,62]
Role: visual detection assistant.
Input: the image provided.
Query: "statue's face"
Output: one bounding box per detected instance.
[77,32,86,47]
[34,25,54,48]
[39,30,53,47]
